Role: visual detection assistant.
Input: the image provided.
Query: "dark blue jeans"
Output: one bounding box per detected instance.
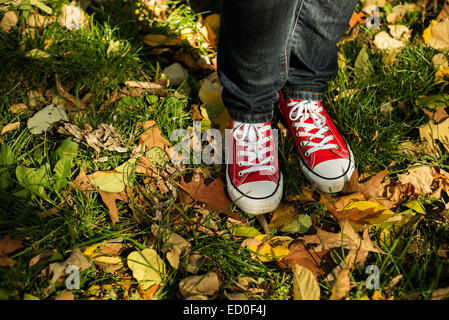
[217,0,359,123]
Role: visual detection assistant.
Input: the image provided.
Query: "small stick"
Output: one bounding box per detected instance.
[255,214,270,234]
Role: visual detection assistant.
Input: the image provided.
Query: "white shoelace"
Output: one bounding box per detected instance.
[288,100,338,156]
[232,122,275,176]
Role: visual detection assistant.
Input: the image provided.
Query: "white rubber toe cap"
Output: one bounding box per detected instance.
[313,158,352,179]
[226,173,283,215]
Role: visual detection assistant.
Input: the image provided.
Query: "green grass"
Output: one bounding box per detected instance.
[1,0,449,301]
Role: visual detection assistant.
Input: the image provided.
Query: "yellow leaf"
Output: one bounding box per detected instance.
[419,118,449,153]
[435,65,449,82]
[127,248,166,290]
[89,171,126,193]
[247,234,293,262]
[143,34,181,47]
[379,228,392,247]
[372,290,387,300]
[204,13,220,33]
[198,72,223,105]
[360,295,370,300]
[292,264,320,300]
[340,201,395,232]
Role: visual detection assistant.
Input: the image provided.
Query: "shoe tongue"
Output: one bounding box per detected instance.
[234,121,265,143]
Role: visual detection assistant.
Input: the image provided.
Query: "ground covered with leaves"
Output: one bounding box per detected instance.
[1,0,449,300]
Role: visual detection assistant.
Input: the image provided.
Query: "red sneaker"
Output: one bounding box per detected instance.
[278,91,355,193]
[226,119,283,215]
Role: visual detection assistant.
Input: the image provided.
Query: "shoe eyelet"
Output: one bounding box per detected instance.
[296,132,300,137]
[270,166,275,172]
[270,156,274,161]
[305,151,310,157]
[238,171,243,177]
[238,161,243,167]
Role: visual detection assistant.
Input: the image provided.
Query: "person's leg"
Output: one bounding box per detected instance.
[278,0,359,193]
[217,0,299,124]
[218,0,304,214]
[284,0,359,100]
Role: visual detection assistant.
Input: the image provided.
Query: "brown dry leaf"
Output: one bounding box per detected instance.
[179,272,221,298]
[55,74,87,110]
[397,166,437,195]
[26,13,51,28]
[342,169,389,200]
[388,25,411,41]
[138,284,160,300]
[301,220,384,255]
[29,249,57,267]
[349,11,366,28]
[319,192,366,211]
[280,240,329,277]
[46,248,91,286]
[374,31,405,50]
[10,103,29,114]
[0,234,25,266]
[426,20,449,50]
[329,267,351,300]
[178,168,246,222]
[431,287,449,300]
[58,122,128,156]
[124,80,167,96]
[137,120,172,154]
[437,1,449,21]
[0,122,20,135]
[422,107,449,124]
[419,117,449,153]
[27,89,46,108]
[0,11,18,32]
[83,238,126,274]
[173,48,202,71]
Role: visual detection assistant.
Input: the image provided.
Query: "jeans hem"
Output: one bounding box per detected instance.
[283,88,326,101]
[228,110,273,124]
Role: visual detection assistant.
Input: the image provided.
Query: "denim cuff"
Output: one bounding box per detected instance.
[228,110,273,124]
[283,88,326,102]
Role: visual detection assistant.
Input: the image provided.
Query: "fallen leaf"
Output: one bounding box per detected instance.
[431,287,449,300]
[341,169,389,201]
[0,122,20,135]
[143,34,181,47]
[10,103,29,114]
[292,264,320,300]
[0,234,25,266]
[328,201,395,232]
[268,203,298,230]
[138,284,160,300]
[374,31,405,50]
[432,53,448,68]
[137,120,172,154]
[124,80,167,96]
[280,240,329,277]
[398,165,437,195]
[424,20,449,50]
[29,249,57,267]
[388,24,411,41]
[230,225,262,238]
[348,11,366,28]
[127,248,166,290]
[422,107,449,123]
[47,248,91,285]
[179,272,221,298]
[27,104,68,134]
[25,49,51,59]
[161,63,189,87]
[329,267,351,300]
[354,46,372,79]
[0,11,18,32]
[178,169,245,222]
[246,234,293,262]
[280,214,312,234]
[58,2,88,30]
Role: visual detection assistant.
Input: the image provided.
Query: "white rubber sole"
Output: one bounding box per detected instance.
[299,147,355,193]
[226,170,283,215]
